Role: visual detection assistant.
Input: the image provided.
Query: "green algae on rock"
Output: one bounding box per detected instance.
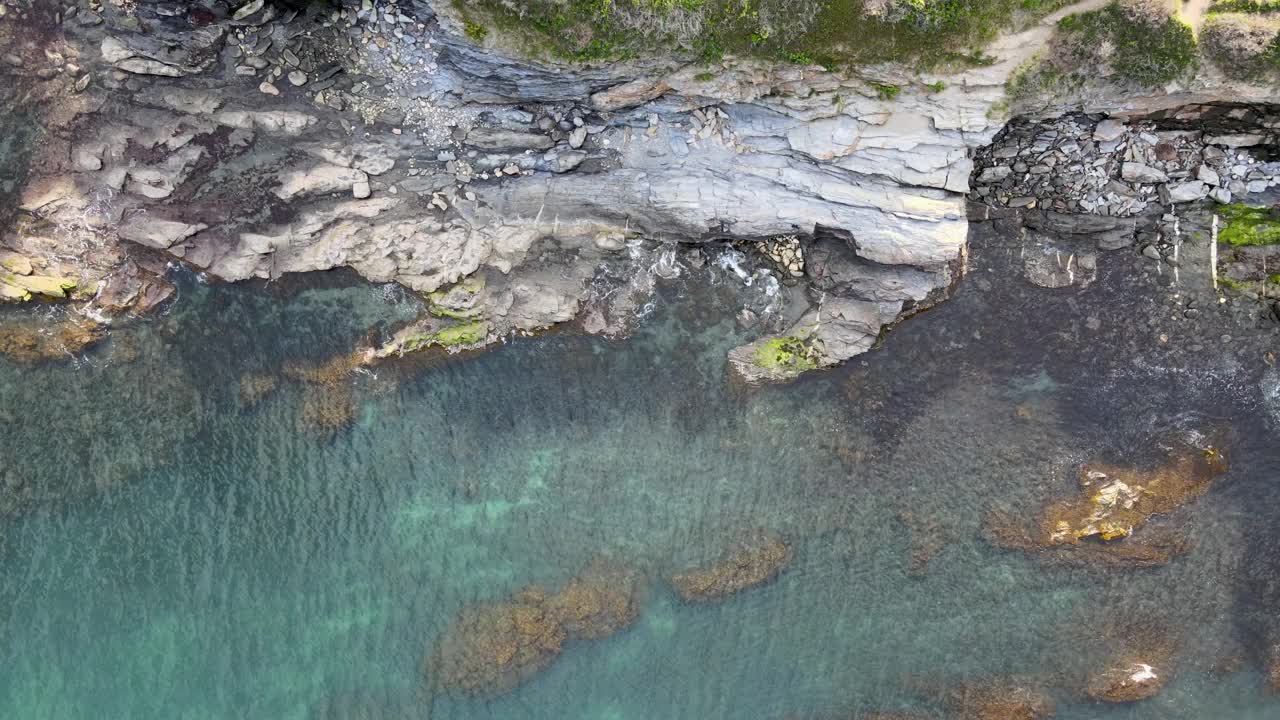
[372,317,493,359]
[0,271,78,302]
[753,335,819,373]
[1217,203,1280,246]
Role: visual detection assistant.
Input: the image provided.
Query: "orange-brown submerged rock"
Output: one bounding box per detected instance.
[432,597,567,695]
[906,677,1054,720]
[1041,445,1226,545]
[984,440,1226,568]
[941,681,1056,720]
[544,559,641,639]
[431,559,642,695]
[284,351,365,434]
[0,315,104,363]
[1085,661,1165,702]
[670,530,792,602]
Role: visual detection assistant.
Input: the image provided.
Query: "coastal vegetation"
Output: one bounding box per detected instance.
[1201,0,1280,78]
[452,0,1076,68]
[1055,0,1197,86]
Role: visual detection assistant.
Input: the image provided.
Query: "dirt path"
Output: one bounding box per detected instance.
[967,0,1114,86]
[1183,0,1214,35]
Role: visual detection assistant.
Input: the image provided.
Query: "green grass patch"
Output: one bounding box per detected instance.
[753,335,818,372]
[464,20,489,41]
[1201,12,1280,78]
[870,81,901,100]
[1217,203,1280,246]
[456,0,1079,68]
[1057,3,1197,86]
[1209,0,1280,13]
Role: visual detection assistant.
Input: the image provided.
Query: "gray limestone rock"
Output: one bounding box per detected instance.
[1093,119,1126,142]
[465,128,554,150]
[1121,162,1168,184]
[1162,181,1209,203]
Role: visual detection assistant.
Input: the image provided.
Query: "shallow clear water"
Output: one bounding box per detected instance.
[1,244,1278,719]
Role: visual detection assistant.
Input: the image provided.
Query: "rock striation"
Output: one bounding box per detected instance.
[2,0,1279,377]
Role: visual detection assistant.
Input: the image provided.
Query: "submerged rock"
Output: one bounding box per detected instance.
[431,559,642,695]
[0,315,104,363]
[237,372,278,409]
[284,352,365,435]
[669,530,792,602]
[1085,661,1165,703]
[432,594,566,696]
[984,438,1226,566]
[916,677,1055,720]
[1268,644,1280,692]
[543,559,641,640]
[1041,443,1226,545]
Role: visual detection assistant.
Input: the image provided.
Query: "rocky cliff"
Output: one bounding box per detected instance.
[1,0,1276,378]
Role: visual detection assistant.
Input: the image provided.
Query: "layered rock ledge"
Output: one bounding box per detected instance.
[2,0,1278,378]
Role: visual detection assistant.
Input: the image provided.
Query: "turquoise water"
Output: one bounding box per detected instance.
[1,252,1279,719]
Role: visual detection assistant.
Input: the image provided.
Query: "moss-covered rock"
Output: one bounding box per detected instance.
[0,271,77,300]
[1217,203,1280,246]
[752,335,819,373]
